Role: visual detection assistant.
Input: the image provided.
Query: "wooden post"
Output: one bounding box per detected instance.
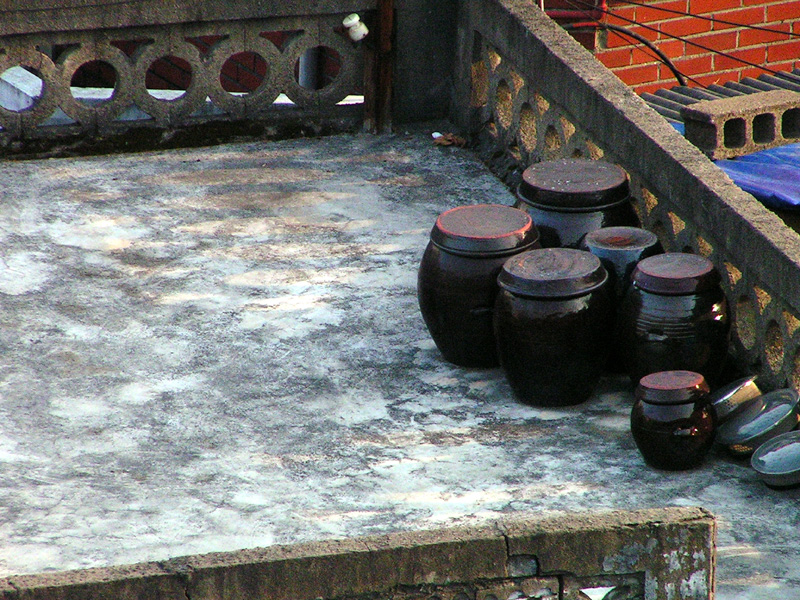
[376,0,394,133]
[362,44,378,133]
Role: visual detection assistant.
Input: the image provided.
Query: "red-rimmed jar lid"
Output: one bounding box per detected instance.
[517,159,630,210]
[583,226,660,253]
[497,248,607,298]
[430,204,539,256]
[631,252,720,295]
[636,370,710,405]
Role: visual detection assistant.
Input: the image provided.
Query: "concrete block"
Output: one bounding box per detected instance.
[681,89,800,159]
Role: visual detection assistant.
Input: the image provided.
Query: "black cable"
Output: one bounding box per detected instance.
[565,22,688,86]
[605,23,688,86]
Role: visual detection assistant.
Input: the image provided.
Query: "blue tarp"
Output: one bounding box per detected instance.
[716,145,800,210]
[672,121,800,211]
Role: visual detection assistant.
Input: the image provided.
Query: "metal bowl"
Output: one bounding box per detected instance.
[716,388,800,456]
[709,375,761,423]
[751,430,800,488]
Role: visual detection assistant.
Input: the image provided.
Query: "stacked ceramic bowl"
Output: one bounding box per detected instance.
[710,376,800,487]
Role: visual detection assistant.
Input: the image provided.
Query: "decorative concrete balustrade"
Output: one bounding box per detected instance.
[0,1,373,144]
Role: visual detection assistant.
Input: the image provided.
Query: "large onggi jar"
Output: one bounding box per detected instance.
[417,204,540,368]
[515,159,640,248]
[493,248,612,406]
[618,252,731,385]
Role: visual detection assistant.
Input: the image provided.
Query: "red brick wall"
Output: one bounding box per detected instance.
[551,0,800,94]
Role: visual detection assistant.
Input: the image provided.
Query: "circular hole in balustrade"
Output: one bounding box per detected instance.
[736,295,758,350]
[146,56,192,100]
[518,102,537,152]
[544,124,561,150]
[791,348,800,391]
[220,51,267,94]
[496,79,513,129]
[0,66,44,111]
[70,60,117,105]
[765,320,785,374]
[294,46,342,90]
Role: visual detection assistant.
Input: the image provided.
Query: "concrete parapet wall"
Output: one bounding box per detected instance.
[452,0,800,392]
[0,508,714,600]
[682,89,800,159]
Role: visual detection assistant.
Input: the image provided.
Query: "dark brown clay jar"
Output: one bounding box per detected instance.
[515,159,640,248]
[418,204,540,367]
[494,248,612,406]
[618,253,730,385]
[631,370,716,470]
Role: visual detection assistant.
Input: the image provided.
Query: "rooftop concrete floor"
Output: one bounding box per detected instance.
[0,132,798,600]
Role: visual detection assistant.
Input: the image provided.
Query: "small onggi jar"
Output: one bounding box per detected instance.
[631,370,716,470]
[515,159,640,248]
[494,248,612,406]
[618,252,730,385]
[581,226,664,372]
[581,226,663,301]
[417,204,540,367]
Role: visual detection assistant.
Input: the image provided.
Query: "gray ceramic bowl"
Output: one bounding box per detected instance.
[709,375,761,423]
[751,430,800,487]
[716,388,800,456]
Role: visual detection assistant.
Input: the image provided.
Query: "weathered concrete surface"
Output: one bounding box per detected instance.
[0,508,713,600]
[0,133,797,599]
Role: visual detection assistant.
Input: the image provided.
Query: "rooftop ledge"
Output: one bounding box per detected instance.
[0,132,795,600]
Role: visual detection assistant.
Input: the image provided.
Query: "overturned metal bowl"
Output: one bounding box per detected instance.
[751,430,800,488]
[716,388,800,456]
[709,375,761,424]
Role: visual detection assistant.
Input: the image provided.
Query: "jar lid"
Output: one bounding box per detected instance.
[636,370,710,405]
[430,204,538,255]
[583,226,660,253]
[631,253,720,295]
[497,248,607,298]
[518,159,630,209]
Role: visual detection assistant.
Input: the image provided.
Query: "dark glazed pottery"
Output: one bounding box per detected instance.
[418,204,540,367]
[515,159,640,248]
[631,370,716,470]
[581,226,663,372]
[581,227,663,299]
[494,248,612,406]
[618,252,730,384]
